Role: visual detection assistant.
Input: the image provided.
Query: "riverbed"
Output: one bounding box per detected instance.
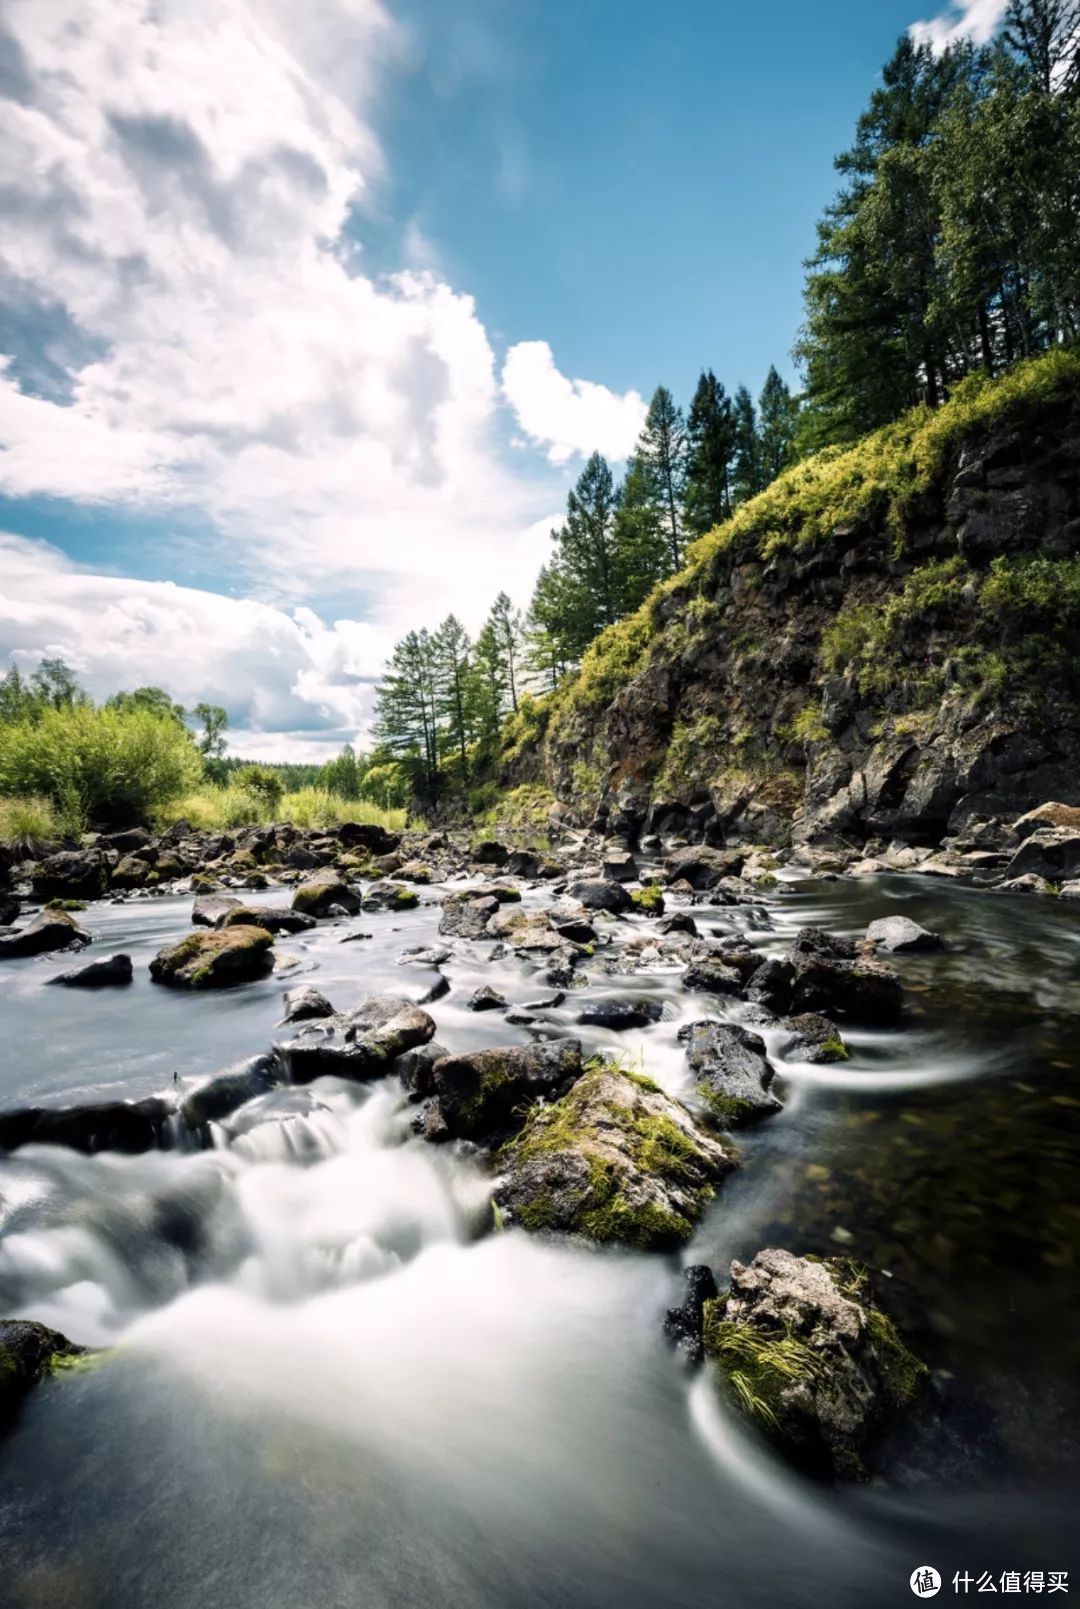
[1,869,1078,1608]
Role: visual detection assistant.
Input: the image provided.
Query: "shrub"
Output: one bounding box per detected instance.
[233,764,284,813]
[0,793,83,843]
[153,785,406,834]
[0,706,202,827]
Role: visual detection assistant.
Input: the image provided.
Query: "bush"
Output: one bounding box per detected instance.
[0,793,83,844]
[152,785,406,834]
[233,764,284,813]
[0,705,203,827]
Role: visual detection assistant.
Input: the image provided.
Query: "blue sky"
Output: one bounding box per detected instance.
[0,0,1007,759]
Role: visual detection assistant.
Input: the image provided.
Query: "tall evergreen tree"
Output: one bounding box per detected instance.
[431,615,474,777]
[1005,0,1080,92]
[374,630,438,790]
[684,370,735,537]
[487,591,523,713]
[637,385,687,570]
[612,454,670,600]
[732,385,763,505]
[757,367,800,484]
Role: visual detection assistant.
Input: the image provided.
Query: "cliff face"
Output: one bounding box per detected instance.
[511,353,1080,847]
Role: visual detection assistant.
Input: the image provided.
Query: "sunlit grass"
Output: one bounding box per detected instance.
[152,784,406,834]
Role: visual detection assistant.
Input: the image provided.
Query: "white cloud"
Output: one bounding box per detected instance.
[0,0,557,623]
[910,0,1010,52]
[0,533,388,759]
[501,340,647,466]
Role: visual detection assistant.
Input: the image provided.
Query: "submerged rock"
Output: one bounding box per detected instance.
[149,925,275,989]
[426,1039,584,1142]
[663,1264,720,1367]
[865,915,943,953]
[0,908,91,960]
[701,1249,926,1480]
[47,953,133,988]
[496,1064,737,1250]
[681,1021,783,1126]
[0,1320,86,1423]
[180,1053,284,1131]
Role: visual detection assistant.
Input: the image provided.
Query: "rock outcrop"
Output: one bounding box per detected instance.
[149,925,275,988]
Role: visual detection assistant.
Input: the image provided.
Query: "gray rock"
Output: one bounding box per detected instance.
[439,894,499,938]
[192,893,242,927]
[788,927,902,1026]
[282,998,435,1083]
[361,881,420,913]
[602,849,637,882]
[47,953,133,988]
[427,1039,584,1141]
[577,999,664,1030]
[281,984,336,1023]
[779,1013,849,1064]
[682,957,744,996]
[1005,828,1080,884]
[292,876,362,917]
[681,1021,783,1126]
[567,879,632,914]
[220,905,316,934]
[180,1053,284,1129]
[467,985,508,1012]
[0,909,91,960]
[30,850,109,901]
[0,1320,86,1420]
[866,915,943,953]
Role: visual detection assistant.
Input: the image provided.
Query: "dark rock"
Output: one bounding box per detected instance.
[745,956,795,1013]
[101,827,152,855]
[603,849,637,882]
[428,1039,584,1141]
[522,992,566,1010]
[553,916,598,945]
[663,847,745,890]
[31,850,108,901]
[682,957,744,996]
[396,1040,449,1100]
[0,1095,176,1155]
[361,880,419,912]
[418,973,450,1004]
[682,1020,783,1126]
[865,915,943,953]
[47,953,133,988]
[657,911,698,937]
[664,1264,719,1367]
[221,905,316,934]
[702,1249,926,1480]
[471,840,509,867]
[506,849,543,879]
[0,1320,86,1421]
[567,879,632,914]
[0,909,91,960]
[192,893,243,927]
[111,853,150,889]
[495,1064,737,1248]
[788,927,902,1026]
[1005,827,1080,884]
[281,984,335,1023]
[337,821,400,856]
[576,999,664,1030]
[468,985,508,1012]
[439,894,500,938]
[149,925,275,989]
[0,893,20,926]
[180,1053,284,1130]
[779,1013,849,1063]
[1013,801,1080,840]
[399,944,453,968]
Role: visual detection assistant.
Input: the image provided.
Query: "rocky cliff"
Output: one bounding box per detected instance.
[508,351,1080,848]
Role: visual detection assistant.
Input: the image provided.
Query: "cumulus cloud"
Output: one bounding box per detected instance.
[910,0,1010,52]
[0,533,388,760]
[0,0,554,619]
[501,341,647,466]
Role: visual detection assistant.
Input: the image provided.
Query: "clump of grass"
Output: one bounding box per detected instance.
[0,793,84,843]
[153,786,406,835]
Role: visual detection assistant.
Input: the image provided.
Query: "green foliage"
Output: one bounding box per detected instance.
[500,693,550,763]
[0,704,203,827]
[630,883,665,914]
[233,764,285,813]
[0,793,83,843]
[153,785,406,834]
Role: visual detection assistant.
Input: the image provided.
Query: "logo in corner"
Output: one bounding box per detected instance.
[910,1567,942,1598]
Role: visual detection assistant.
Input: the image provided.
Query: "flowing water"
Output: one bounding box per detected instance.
[1,872,1078,1608]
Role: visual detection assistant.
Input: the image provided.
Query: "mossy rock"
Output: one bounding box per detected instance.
[702,1249,926,1480]
[631,884,665,915]
[44,898,88,912]
[0,1319,87,1424]
[497,1064,738,1251]
[149,924,275,989]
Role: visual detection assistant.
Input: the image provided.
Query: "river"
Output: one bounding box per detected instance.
[1,868,1077,1608]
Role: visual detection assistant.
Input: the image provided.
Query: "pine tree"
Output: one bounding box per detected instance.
[612,455,669,604]
[757,367,799,485]
[1005,0,1080,93]
[432,615,474,778]
[637,385,687,571]
[523,563,575,692]
[684,371,735,538]
[0,664,33,724]
[732,385,763,505]
[374,630,439,790]
[487,591,523,713]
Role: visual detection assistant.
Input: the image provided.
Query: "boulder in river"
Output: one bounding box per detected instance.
[0,908,91,960]
[1004,828,1080,884]
[865,915,943,953]
[361,880,420,912]
[496,1063,737,1250]
[282,997,435,1083]
[426,1039,584,1142]
[149,925,275,989]
[220,905,316,934]
[281,984,336,1023]
[681,1021,783,1127]
[439,894,500,938]
[471,840,509,867]
[192,893,242,927]
[779,1013,849,1064]
[179,1053,284,1131]
[467,985,508,1012]
[0,1320,86,1423]
[663,1264,720,1367]
[567,879,632,914]
[577,1000,664,1031]
[602,848,637,882]
[788,928,902,1026]
[0,1095,175,1155]
[47,953,133,988]
[700,1249,926,1480]
[682,956,744,996]
[662,847,745,890]
[292,876,362,917]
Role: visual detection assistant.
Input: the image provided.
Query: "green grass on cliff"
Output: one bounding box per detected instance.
[543,346,1080,741]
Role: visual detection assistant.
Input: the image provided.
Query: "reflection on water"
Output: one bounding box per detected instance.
[0,871,1078,1606]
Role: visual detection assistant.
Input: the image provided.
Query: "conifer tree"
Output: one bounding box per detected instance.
[757,367,800,485]
[637,385,687,570]
[732,385,763,505]
[684,371,735,538]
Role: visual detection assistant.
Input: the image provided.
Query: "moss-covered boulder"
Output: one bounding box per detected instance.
[31,850,108,901]
[282,996,435,1083]
[788,928,902,1026]
[682,1020,783,1127]
[630,884,665,915]
[497,1064,737,1250]
[0,1319,86,1425]
[701,1249,926,1480]
[0,908,90,960]
[111,853,150,889]
[361,880,420,912]
[220,904,316,934]
[291,875,362,917]
[149,924,274,989]
[779,1013,849,1064]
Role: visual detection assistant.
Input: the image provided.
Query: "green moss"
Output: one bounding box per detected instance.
[45,898,88,912]
[630,884,665,914]
[820,1038,850,1062]
[702,1303,825,1431]
[779,704,829,747]
[499,695,551,763]
[696,1084,758,1128]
